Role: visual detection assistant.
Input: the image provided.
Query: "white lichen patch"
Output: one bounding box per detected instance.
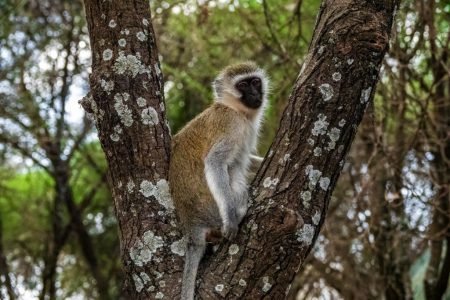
[279,153,291,164]
[347,58,354,65]
[110,132,120,142]
[118,38,127,47]
[114,93,133,127]
[239,279,247,287]
[127,180,135,193]
[143,18,149,26]
[140,272,151,285]
[109,19,117,28]
[100,79,114,94]
[319,177,330,191]
[141,107,159,125]
[154,271,164,279]
[312,211,321,225]
[360,87,372,104]
[113,52,149,78]
[305,165,314,175]
[137,31,147,41]
[215,284,224,292]
[228,244,239,255]
[318,45,325,54]
[170,238,186,256]
[338,119,346,127]
[313,147,322,157]
[319,83,333,101]
[110,125,123,142]
[262,276,272,293]
[263,177,279,189]
[102,49,113,61]
[137,97,146,107]
[154,63,162,77]
[139,179,174,210]
[132,273,144,292]
[160,102,165,112]
[307,138,315,146]
[326,127,341,150]
[332,72,342,82]
[155,292,164,299]
[300,191,312,208]
[329,127,341,140]
[306,167,322,187]
[312,114,329,136]
[296,224,315,245]
[129,230,164,267]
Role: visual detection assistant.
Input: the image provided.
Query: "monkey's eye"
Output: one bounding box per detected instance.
[237,81,249,90]
[252,78,261,87]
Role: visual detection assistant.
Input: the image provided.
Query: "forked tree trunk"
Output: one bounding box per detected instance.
[82,0,398,298]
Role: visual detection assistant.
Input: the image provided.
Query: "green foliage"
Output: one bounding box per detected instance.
[0,169,53,245]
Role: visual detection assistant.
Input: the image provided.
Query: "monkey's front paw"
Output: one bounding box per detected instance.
[221,222,238,240]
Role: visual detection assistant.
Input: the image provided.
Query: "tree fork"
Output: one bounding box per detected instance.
[82,0,398,298]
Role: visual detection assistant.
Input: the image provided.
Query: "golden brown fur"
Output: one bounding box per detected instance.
[168,62,269,300]
[169,102,252,235]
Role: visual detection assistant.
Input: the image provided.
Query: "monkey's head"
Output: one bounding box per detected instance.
[213,62,269,114]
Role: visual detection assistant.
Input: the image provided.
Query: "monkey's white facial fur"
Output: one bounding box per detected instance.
[212,62,269,115]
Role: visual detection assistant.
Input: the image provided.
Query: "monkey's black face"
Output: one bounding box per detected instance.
[235,76,263,109]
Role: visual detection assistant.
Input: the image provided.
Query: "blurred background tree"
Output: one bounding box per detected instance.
[0,0,448,299]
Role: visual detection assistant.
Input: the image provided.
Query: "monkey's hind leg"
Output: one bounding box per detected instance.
[181,232,206,300]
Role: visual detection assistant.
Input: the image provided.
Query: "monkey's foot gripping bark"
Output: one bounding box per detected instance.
[221,221,238,240]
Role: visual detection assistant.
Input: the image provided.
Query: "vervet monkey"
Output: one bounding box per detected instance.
[169,62,269,300]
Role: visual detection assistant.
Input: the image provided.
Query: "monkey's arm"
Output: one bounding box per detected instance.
[204,139,239,240]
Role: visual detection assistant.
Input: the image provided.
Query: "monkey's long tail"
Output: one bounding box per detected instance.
[181,242,205,300]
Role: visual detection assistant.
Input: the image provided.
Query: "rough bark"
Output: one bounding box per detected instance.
[82,0,398,298]
[82,1,180,299]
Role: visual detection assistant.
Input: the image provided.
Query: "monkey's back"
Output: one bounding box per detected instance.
[169,103,242,231]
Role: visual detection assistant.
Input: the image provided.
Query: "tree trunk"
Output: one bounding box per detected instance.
[82,0,398,298]
[0,216,16,300]
[82,1,179,298]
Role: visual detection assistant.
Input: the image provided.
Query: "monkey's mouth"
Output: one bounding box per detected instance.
[248,99,262,109]
[242,95,262,109]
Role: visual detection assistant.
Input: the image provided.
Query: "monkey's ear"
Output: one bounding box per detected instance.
[212,78,223,100]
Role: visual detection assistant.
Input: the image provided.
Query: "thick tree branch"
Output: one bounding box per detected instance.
[196,0,398,298]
